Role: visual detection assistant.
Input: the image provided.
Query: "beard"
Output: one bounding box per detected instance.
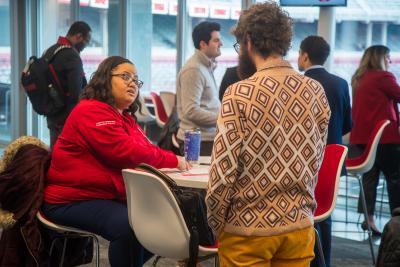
[238,48,257,80]
[74,42,86,53]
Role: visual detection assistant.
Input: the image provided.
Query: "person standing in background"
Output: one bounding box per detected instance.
[350,45,400,236]
[298,35,352,267]
[176,21,222,156]
[44,21,91,148]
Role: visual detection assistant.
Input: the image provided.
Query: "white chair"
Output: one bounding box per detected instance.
[36,211,100,267]
[345,119,390,265]
[159,91,176,117]
[122,168,218,266]
[135,95,156,134]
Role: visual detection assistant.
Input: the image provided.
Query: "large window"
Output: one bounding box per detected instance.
[37,0,72,144]
[255,0,400,89]
[151,0,177,93]
[0,0,11,141]
[186,0,241,89]
[333,1,400,87]
[80,0,121,78]
[149,0,241,94]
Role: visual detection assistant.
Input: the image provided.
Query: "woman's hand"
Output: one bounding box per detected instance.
[176,156,191,171]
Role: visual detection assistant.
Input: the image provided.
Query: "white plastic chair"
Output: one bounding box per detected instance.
[135,95,156,134]
[345,119,390,265]
[36,211,100,267]
[122,168,218,266]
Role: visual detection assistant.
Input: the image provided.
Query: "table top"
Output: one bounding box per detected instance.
[160,156,211,189]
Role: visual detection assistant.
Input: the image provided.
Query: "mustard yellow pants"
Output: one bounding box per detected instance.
[218,226,315,267]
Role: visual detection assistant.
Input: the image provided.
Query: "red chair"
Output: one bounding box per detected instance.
[314,144,348,267]
[151,92,168,128]
[345,119,390,265]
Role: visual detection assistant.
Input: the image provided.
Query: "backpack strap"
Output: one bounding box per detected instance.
[45,44,72,63]
[136,163,178,188]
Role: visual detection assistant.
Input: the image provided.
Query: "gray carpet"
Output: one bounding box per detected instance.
[80,235,379,266]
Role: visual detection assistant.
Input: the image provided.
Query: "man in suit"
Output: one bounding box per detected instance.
[298,35,352,267]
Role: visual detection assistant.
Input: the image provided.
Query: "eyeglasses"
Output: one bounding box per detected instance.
[112,73,144,88]
[233,42,240,54]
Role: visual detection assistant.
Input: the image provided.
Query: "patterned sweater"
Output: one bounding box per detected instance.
[206,59,330,237]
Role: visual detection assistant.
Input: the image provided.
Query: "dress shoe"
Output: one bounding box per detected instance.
[361,221,382,236]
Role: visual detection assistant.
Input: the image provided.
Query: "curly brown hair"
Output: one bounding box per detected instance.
[234,2,292,58]
[80,56,141,118]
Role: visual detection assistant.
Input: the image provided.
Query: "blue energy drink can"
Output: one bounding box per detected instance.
[184,129,201,164]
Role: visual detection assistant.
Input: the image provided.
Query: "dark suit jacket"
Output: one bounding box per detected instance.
[219,66,240,101]
[305,67,352,145]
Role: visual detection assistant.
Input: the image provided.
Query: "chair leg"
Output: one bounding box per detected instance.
[91,235,100,267]
[378,178,386,220]
[358,176,376,265]
[59,237,68,267]
[345,175,348,223]
[314,228,326,267]
[214,254,219,267]
[152,256,162,267]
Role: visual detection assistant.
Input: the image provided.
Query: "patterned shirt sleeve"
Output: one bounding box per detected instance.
[206,84,246,236]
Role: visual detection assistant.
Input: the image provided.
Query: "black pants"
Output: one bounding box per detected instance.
[353,144,400,215]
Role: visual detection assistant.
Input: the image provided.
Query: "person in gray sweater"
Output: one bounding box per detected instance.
[176,21,222,156]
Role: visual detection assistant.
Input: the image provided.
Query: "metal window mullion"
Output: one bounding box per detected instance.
[9,0,28,141]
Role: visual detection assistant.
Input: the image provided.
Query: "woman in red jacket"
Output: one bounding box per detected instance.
[350,45,400,235]
[42,56,190,267]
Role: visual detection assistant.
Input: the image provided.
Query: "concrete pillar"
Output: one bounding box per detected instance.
[317,7,336,71]
[366,22,373,48]
[381,22,388,45]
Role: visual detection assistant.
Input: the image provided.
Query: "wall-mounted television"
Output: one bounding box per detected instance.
[280,0,347,7]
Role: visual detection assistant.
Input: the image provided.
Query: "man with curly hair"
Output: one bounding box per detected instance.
[206,2,331,266]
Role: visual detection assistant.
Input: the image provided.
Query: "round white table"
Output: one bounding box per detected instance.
[160,156,211,189]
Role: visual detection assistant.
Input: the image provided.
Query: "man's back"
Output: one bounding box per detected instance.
[207,58,330,237]
[305,68,351,145]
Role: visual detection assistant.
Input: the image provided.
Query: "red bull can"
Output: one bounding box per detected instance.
[184,129,201,164]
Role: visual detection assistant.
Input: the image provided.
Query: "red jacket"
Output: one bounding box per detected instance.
[350,70,400,144]
[44,99,178,204]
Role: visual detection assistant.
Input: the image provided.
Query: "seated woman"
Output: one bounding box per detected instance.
[42,56,190,267]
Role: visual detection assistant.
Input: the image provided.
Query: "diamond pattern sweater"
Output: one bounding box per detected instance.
[206,59,331,237]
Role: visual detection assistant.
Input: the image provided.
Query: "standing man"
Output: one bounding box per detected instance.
[206,2,331,267]
[298,35,352,267]
[176,21,222,156]
[45,21,91,148]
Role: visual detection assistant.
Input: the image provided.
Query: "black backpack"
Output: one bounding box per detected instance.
[21,45,71,116]
[376,207,400,267]
[136,164,216,267]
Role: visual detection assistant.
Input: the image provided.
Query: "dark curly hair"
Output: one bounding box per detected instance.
[234,2,292,58]
[80,56,141,118]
